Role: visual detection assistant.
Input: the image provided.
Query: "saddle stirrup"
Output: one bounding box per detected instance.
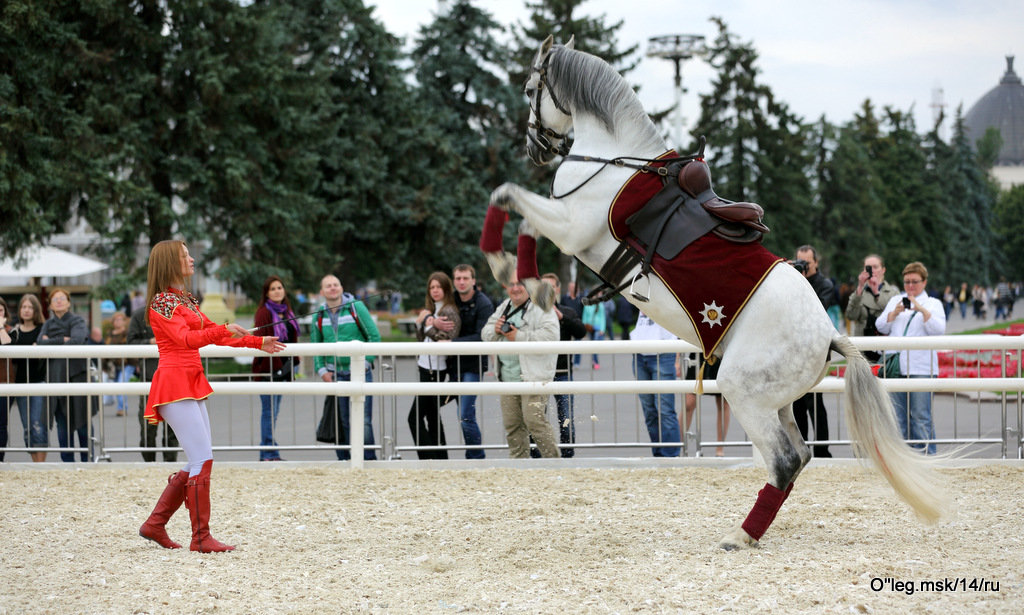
[629,271,651,303]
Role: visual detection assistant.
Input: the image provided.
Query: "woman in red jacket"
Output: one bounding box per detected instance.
[138,240,284,553]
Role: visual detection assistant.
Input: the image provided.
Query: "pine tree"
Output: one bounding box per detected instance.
[817,102,893,281]
[408,0,529,279]
[994,185,1024,281]
[690,18,814,263]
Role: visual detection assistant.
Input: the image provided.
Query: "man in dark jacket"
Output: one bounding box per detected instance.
[127,308,179,462]
[792,245,834,457]
[437,264,495,459]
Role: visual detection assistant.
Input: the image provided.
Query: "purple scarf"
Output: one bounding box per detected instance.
[266,300,295,342]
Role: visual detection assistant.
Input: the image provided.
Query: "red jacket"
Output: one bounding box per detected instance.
[144,289,262,425]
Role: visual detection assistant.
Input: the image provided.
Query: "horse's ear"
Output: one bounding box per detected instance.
[541,35,554,55]
[564,35,575,50]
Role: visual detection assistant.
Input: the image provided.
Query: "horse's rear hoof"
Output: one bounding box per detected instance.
[718,526,759,551]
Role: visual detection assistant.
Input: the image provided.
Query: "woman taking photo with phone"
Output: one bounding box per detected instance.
[875,261,946,455]
[138,240,284,553]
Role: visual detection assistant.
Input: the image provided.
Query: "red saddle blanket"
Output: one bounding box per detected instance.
[608,151,784,356]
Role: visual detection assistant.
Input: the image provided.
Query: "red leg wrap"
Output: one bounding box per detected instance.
[479,206,508,253]
[516,233,539,281]
[740,482,793,541]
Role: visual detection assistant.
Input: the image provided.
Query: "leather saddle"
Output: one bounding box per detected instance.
[677,161,769,234]
[625,159,769,264]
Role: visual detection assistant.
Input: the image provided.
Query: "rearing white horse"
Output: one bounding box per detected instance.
[483,36,946,550]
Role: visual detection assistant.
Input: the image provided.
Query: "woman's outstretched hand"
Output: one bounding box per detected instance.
[262,336,286,353]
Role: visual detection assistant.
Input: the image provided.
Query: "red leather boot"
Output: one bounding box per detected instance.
[184,460,235,553]
[139,471,188,549]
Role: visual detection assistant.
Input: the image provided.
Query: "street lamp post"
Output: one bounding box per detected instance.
[646,34,706,150]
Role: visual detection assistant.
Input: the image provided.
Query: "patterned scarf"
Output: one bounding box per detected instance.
[266,299,295,342]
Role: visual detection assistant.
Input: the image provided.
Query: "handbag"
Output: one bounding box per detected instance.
[316,396,341,443]
[882,352,901,379]
[271,357,294,382]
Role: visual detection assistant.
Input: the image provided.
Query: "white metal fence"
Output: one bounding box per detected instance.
[1,336,1022,464]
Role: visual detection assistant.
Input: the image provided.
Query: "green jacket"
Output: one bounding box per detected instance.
[311,295,380,375]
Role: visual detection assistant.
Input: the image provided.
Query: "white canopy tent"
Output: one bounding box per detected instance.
[0,245,108,279]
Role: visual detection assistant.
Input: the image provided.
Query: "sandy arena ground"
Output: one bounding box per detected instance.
[1,462,1021,614]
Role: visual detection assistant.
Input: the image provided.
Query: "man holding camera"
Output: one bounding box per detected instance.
[791,245,834,457]
[845,254,899,361]
[482,275,561,458]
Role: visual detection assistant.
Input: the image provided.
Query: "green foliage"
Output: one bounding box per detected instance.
[994,185,1024,280]
[690,17,814,262]
[0,6,1012,303]
[405,0,530,292]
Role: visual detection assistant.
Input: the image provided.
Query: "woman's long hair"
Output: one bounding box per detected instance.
[423,271,455,312]
[17,294,44,327]
[146,239,187,323]
[258,275,294,311]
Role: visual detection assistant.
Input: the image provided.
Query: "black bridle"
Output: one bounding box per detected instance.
[526,48,707,199]
[526,50,572,158]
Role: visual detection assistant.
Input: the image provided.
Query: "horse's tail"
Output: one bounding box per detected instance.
[829,335,947,524]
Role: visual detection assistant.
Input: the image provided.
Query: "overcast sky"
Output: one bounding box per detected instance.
[372,0,1021,146]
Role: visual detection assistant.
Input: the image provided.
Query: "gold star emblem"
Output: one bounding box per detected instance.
[699,301,726,328]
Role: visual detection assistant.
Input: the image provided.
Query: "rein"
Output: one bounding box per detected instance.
[551,152,699,199]
[549,138,708,199]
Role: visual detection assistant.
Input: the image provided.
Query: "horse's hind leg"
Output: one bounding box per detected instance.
[779,403,813,476]
[718,414,806,551]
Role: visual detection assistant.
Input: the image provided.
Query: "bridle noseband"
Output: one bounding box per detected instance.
[526,51,572,158]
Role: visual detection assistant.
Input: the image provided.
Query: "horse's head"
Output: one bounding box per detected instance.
[524,35,575,166]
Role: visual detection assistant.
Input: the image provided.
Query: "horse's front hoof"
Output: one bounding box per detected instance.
[484,251,517,287]
[523,278,555,312]
[718,526,759,551]
[489,183,517,212]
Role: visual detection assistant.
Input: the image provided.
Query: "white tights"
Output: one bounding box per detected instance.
[159,399,213,477]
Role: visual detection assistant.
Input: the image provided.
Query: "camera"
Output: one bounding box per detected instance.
[790,259,809,275]
[500,320,513,334]
[865,265,873,275]
[902,297,911,309]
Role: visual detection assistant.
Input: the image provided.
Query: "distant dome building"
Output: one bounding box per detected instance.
[964,56,1024,189]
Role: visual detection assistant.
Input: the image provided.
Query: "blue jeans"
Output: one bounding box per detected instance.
[589,330,604,365]
[890,375,936,455]
[13,396,48,448]
[0,396,6,461]
[259,394,283,460]
[116,365,135,412]
[633,353,681,457]
[334,367,376,460]
[54,409,90,462]
[553,371,575,457]
[457,371,485,459]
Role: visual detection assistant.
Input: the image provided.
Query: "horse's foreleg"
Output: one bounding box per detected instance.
[516,220,555,311]
[490,182,595,255]
[480,205,516,286]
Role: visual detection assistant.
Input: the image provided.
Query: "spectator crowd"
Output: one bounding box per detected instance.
[1,251,1020,462]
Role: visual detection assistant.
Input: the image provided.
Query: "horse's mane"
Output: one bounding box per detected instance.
[547,45,662,144]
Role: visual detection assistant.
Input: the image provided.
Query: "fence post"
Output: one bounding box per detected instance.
[349,351,366,468]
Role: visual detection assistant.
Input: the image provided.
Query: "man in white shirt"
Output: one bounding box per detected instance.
[631,312,681,457]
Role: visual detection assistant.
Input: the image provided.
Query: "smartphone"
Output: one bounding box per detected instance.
[902,297,911,309]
